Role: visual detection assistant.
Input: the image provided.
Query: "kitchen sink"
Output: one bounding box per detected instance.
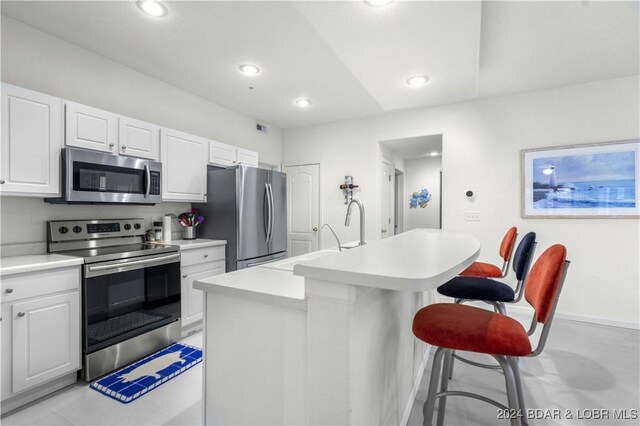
[262,249,339,272]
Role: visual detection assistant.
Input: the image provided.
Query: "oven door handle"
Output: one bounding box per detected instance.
[86,253,180,276]
[144,163,151,199]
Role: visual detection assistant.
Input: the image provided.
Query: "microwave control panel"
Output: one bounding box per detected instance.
[150,171,161,195]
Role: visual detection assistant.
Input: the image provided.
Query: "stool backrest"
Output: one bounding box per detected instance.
[499,227,518,262]
[512,232,536,281]
[524,244,567,324]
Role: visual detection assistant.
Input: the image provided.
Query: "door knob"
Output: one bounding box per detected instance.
[17,312,25,317]
[312,227,318,232]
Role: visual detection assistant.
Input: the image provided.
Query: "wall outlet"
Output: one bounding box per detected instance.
[465,211,480,221]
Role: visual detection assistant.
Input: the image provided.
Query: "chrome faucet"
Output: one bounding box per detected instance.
[321,223,342,252]
[345,198,366,246]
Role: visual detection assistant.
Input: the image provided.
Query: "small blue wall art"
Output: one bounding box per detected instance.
[410,189,432,209]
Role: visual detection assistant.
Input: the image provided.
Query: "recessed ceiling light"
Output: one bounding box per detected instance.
[407,75,430,87]
[239,64,261,76]
[430,151,440,156]
[295,98,312,108]
[137,0,168,17]
[364,0,396,7]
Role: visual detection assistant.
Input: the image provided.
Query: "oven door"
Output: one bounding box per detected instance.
[63,147,162,204]
[83,252,180,355]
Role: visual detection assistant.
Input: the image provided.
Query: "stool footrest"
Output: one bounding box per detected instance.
[436,390,508,411]
[452,353,503,370]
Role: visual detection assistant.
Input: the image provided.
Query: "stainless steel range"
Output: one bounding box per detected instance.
[47,219,181,381]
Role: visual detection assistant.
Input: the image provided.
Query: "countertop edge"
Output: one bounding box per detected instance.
[0,257,85,277]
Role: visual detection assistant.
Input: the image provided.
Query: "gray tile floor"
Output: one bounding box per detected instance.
[2,316,638,426]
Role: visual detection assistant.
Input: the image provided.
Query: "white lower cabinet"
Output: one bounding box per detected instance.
[179,246,225,332]
[1,266,81,408]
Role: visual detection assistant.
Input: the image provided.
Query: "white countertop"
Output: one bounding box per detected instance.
[0,254,84,276]
[155,239,226,250]
[293,229,480,292]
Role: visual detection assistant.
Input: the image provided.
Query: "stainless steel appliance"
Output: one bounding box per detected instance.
[194,166,287,271]
[48,219,181,381]
[45,147,162,205]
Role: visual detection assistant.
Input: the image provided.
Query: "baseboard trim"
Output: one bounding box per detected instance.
[506,305,640,330]
[435,295,639,330]
[400,344,431,426]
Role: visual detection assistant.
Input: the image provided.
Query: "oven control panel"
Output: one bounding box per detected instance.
[48,219,145,242]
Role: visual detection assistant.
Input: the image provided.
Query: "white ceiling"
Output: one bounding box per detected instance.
[381,134,442,160]
[1,1,638,129]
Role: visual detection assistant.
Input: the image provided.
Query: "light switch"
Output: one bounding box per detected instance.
[465,211,480,221]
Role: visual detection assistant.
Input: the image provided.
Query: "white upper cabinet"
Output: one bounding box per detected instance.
[209,140,259,167]
[118,116,159,160]
[236,147,259,167]
[1,83,63,196]
[65,101,118,153]
[209,140,237,166]
[161,128,207,202]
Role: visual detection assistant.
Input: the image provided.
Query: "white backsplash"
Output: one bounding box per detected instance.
[0,196,191,256]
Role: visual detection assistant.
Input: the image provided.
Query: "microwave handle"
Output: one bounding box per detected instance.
[144,164,151,199]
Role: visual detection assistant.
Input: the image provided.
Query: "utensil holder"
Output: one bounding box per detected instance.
[183,226,196,240]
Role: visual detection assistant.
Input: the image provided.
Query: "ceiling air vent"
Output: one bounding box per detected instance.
[256,123,268,133]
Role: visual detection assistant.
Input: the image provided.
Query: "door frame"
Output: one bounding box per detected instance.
[281,160,323,252]
[379,158,395,238]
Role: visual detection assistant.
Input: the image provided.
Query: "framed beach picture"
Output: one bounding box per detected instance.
[521,140,640,218]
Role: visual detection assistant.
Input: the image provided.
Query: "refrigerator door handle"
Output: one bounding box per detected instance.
[265,183,272,243]
[267,183,274,243]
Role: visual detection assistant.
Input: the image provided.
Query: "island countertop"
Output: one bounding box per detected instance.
[293,228,480,292]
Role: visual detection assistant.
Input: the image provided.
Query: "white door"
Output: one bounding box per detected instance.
[236,148,259,167]
[161,128,207,202]
[380,160,394,238]
[182,263,224,328]
[11,291,80,394]
[1,84,62,196]
[118,116,159,160]
[285,164,320,256]
[65,101,118,153]
[209,140,237,167]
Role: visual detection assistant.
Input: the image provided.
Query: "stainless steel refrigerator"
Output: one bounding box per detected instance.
[194,165,287,271]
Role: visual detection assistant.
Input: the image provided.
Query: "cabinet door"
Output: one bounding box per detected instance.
[1,83,62,196]
[209,140,237,167]
[65,101,118,153]
[11,291,80,394]
[236,148,259,167]
[118,116,160,160]
[161,128,207,202]
[182,263,224,328]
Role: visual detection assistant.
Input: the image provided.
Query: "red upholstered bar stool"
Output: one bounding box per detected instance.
[413,245,570,426]
[461,227,518,278]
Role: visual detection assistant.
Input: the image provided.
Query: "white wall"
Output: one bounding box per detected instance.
[0,17,283,250]
[282,75,640,328]
[404,157,441,230]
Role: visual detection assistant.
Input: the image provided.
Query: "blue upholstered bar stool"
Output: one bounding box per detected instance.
[437,232,537,315]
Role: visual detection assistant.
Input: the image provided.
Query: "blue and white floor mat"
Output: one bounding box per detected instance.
[90,343,202,404]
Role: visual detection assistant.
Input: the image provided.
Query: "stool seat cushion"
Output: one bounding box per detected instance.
[459,261,503,278]
[437,277,515,302]
[413,303,532,356]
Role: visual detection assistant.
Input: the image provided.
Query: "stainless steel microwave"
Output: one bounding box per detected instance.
[46,148,162,205]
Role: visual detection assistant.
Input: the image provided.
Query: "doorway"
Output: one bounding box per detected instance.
[284,163,320,257]
[379,135,443,232]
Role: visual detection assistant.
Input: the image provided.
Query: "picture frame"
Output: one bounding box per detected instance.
[521,140,640,218]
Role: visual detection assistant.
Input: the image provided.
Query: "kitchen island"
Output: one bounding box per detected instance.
[194,229,480,425]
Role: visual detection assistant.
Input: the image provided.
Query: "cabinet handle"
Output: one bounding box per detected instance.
[5,288,13,294]
[182,274,187,278]
[122,146,127,150]
[0,180,5,184]
[17,312,25,317]
[108,143,115,149]
[312,227,318,232]
[204,254,209,258]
